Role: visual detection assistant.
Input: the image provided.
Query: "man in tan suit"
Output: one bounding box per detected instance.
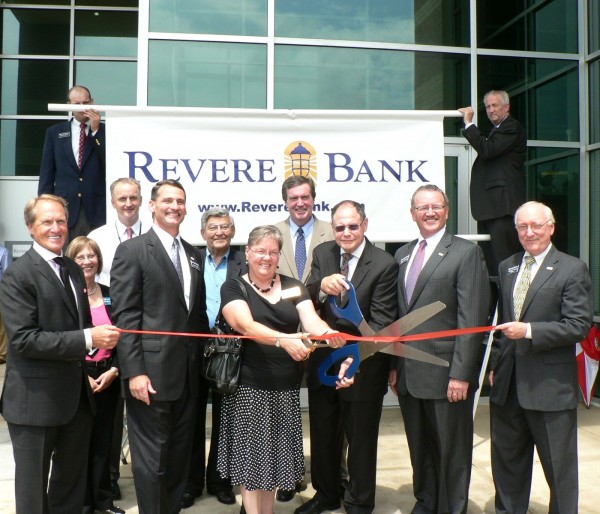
[275,175,334,285]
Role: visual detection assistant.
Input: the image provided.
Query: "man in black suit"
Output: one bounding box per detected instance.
[39,85,106,239]
[297,200,398,514]
[180,207,246,509]
[0,194,120,514]
[110,179,209,514]
[490,201,594,514]
[389,185,490,514]
[459,90,527,275]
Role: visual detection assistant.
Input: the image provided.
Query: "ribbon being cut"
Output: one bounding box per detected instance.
[116,281,494,387]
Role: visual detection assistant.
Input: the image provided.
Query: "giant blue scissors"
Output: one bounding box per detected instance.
[318,281,448,386]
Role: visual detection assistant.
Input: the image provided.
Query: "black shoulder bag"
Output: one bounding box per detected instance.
[201,277,247,395]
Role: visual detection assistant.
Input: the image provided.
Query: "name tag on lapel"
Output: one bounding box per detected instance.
[281,286,302,300]
[58,131,70,138]
[189,257,201,271]
[507,265,519,275]
[399,255,410,265]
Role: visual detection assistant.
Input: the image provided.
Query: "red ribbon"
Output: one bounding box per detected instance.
[116,325,495,343]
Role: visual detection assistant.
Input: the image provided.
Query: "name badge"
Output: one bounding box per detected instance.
[507,265,519,275]
[399,255,410,265]
[189,257,201,271]
[58,131,70,138]
[281,286,302,300]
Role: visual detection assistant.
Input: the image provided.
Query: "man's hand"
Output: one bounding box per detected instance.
[458,106,474,124]
[90,325,120,349]
[321,273,350,296]
[388,368,398,396]
[495,321,527,340]
[335,357,355,390]
[447,378,469,402]
[85,109,101,133]
[129,374,156,405]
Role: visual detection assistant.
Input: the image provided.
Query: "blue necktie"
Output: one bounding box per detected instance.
[295,227,307,279]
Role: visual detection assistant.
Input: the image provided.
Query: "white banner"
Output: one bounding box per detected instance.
[102,108,446,245]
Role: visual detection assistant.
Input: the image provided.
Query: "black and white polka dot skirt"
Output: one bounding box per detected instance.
[217,385,305,491]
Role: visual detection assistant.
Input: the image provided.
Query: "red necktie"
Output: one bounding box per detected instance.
[78,123,86,169]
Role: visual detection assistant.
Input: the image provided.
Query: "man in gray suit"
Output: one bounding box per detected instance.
[389,184,490,514]
[181,207,247,509]
[275,175,334,285]
[490,201,594,514]
[0,194,120,513]
[111,180,209,514]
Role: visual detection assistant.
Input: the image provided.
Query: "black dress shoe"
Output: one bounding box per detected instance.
[209,489,236,505]
[180,488,202,509]
[277,488,296,502]
[294,497,341,514]
[95,506,125,514]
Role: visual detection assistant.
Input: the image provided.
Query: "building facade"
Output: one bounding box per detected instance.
[0,0,598,314]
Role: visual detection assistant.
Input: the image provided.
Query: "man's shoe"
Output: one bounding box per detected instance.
[110,480,121,501]
[180,488,202,509]
[209,489,236,505]
[96,506,125,514]
[277,488,296,502]
[294,497,341,514]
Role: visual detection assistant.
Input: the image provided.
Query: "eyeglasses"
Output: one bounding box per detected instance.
[249,248,280,258]
[413,204,446,213]
[74,253,97,262]
[205,223,232,233]
[516,220,552,234]
[334,221,364,233]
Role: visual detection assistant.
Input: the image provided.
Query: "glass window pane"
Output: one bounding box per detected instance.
[590,150,600,315]
[591,0,600,53]
[149,0,267,36]
[1,8,69,55]
[76,0,138,6]
[75,60,138,105]
[477,0,577,53]
[591,60,600,144]
[528,147,579,255]
[1,59,69,115]
[275,46,469,135]
[478,56,579,142]
[0,119,57,176]
[276,0,469,46]
[75,10,138,57]
[148,41,266,108]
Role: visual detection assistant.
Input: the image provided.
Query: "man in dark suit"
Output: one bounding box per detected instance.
[489,201,594,514]
[110,179,209,514]
[297,200,398,514]
[0,194,120,514]
[389,184,490,514]
[275,175,334,284]
[459,90,527,275]
[180,207,246,509]
[38,85,106,239]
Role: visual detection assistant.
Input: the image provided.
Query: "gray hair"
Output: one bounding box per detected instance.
[247,225,283,251]
[201,207,235,231]
[483,90,510,106]
[514,201,555,226]
[410,184,449,209]
[109,177,141,198]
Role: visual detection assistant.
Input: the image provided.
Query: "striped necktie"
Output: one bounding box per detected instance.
[513,256,535,320]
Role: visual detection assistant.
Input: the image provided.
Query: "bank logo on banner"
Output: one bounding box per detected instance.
[285,141,318,182]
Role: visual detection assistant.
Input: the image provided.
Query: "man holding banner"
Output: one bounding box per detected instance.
[110,179,209,514]
[389,184,490,514]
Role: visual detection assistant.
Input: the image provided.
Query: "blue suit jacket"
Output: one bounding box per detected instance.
[38,120,106,228]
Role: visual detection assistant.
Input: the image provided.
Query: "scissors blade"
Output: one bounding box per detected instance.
[376,301,446,338]
[379,343,449,367]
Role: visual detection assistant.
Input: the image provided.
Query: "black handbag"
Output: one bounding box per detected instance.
[201,278,247,395]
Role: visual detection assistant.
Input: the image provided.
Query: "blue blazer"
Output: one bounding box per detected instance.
[38,120,106,229]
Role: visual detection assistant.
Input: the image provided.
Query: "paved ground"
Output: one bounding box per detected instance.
[1,362,599,513]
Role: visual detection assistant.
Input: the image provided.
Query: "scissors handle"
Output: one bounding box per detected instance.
[317,345,361,387]
[327,281,364,327]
